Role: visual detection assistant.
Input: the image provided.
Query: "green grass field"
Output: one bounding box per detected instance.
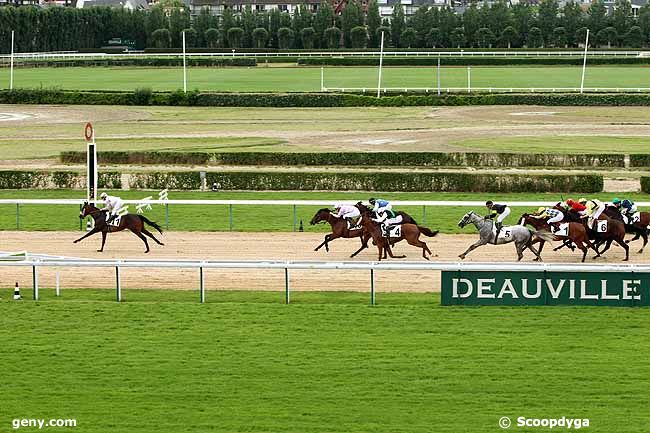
[4,65,650,91]
[2,289,650,433]
[1,190,648,233]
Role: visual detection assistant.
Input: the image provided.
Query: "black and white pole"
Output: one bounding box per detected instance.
[13,282,21,300]
[115,265,121,302]
[284,268,290,304]
[182,31,187,94]
[370,268,376,305]
[580,29,590,94]
[199,266,205,304]
[376,31,384,98]
[10,30,15,90]
[33,265,39,301]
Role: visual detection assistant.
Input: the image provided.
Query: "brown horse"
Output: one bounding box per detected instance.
[355,203,437,260]
[585,214,629,261]
[310,208,371,257]
[519,213,595,262]
[75,202,164,253]
[604,205,649,253]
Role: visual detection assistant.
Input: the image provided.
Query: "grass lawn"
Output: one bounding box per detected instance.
[3,65,650,92]
[1,289,649,433]
[1,190,649,233]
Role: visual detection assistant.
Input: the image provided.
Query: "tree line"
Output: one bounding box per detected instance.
[1,0,650,53]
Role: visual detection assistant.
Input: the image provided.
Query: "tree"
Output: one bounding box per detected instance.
[341,0,364,47]
[376,26,390,46]
[151,28,170,48]
[194,7,216,47]
[313,1,334,48]
[350,26,367,48]
[269,9,281,48]
[220,8,236,47]
[597,26,618,48]
[575,26,589,46]
[538,0,559,46]
[410,6,429,48]
[277,26,294,49]
[390,3,405,47]
[182,28,197,48]
[588,0,608,35]
[366,0,381,48]
[324,26,342,48]
[624,25,645,47]
[145,6,166,46]
[639,4,650,45]
[426,28,442,48]
[462,2,480,48]
[527,26,543,47]
[552,27,567,47]
[613,0,632,40]
[500,26,518,49]
[450,27,466,48]
[438,6,457,48]
[227,27,244,48]
[301,26,316,49]
[560,2,584,47]
[252,27,269,48]
[400,27,416,47]
[204,28,220,48]
[511,3,533,48]
[168,7,190,48]
[475,27,495,48]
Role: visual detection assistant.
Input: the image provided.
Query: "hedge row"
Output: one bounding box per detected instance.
[60,150,626,168]
[642,177,650,193]
[129,172,201,190]
[5,89,650,107]
[298,56,650,67]
[0,171,122,189]
[10,58,256,68]
[630,155,650,168]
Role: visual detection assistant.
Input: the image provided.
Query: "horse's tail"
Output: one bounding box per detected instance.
[418,226,439,237]
[139,215,163,234]
[533,229,554,242]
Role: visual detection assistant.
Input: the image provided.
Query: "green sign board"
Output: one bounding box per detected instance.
[441,271,649,306]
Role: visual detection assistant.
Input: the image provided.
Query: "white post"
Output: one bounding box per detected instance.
[182,31,187,94]
[376,31,384,98]
[55,271,60,297]
[580,29,590,94]
[437,54,441,96]
[320,66,324,91]
[467,66,471,93]
[10,30,15,90]
[115,265,121,302]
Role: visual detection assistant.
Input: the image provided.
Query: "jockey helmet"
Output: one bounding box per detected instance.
[537,207,545,214]
[622,199,632,206]
[100,192,108,199]
[369,198,376,204]
[612,197,621,205]
[578,198,587,204]
[485,200,493,207]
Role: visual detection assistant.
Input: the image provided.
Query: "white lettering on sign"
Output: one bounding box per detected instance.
[546,279,566,299]
[497,279,519,299]
[477,279,496,298]
[601,280,620,300]
[622,280,642,300]
[452,278,473,298]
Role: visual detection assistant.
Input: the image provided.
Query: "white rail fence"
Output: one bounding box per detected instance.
[3,258,649,305]
[325,87,650,94]
[1,199,648,232]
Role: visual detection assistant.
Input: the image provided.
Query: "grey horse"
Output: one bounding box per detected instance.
[458,211,553,261]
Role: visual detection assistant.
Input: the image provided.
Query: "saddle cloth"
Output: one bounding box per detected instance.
[491,225,513,241]
[596,220,608,233]
[109,216,122,227]
[383,225,401,238]
[551,223,569,236]
[624,212,641,224]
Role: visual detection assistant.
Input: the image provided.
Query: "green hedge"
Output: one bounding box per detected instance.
[60,150,625,168]
[129,172,202,190]
[0,171,121,189]
[630,155,650,168]
[5,89,650,107]
[298,56,650,66]
[10,58,256,68]
[642,177,650,193]
[204,172,602,192]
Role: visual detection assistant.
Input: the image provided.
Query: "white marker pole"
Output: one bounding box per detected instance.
[377,31,384,98]
[320,66,324,91]
[467,66,471,93]
[580,29,590,94]
[10,30,15,90]
[437,54,441,96]
[182,31,187,94]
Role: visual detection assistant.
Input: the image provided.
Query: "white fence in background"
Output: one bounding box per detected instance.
[325,87,650,93]
[3,258,649,304]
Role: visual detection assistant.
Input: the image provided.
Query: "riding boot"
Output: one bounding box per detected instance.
[494,222,502,244]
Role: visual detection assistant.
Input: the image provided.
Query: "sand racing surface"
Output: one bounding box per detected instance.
[0,231,645,293]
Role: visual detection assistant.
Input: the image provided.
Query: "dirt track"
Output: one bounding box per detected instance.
[0,231,645,293]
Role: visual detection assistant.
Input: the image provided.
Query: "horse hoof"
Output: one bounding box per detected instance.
[458,255,465,260]
[638,250,644,254]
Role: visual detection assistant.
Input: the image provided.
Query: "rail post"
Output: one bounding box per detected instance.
[200,266,205,304]
[115,265,121,302]
[16,203,19,230]
[422,205,427,225]
[229,204,233,231]
[285,267,290,304]
[165,203,169,229]
[55,271,60,297]
[370,268,376,305]
[32,264,39,301]
[293,205,297,232]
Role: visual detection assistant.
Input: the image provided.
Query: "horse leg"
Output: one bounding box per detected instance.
[405,236,431,260]
[350,233,371,258]
[98,231,107,252]
[594,239,613,259]
[616,238,630,261]
[142,228,164,246]
[576,240,588,263]
[625,232,640,245]
[315,234,332,252]
[639,231,648,254]
[73,227,101,244]
[459,240,486,260]
[553,239,573,251]
[131,229,150,253]
[532,240,545,261]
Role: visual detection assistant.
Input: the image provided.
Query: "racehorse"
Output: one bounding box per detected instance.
[458,211,551,261]
[603,205,649,253]
[75,202,165,253]
[310,208,370,257]
[519,213,595,262]
[580,213,629,261]
[355,203,438,260]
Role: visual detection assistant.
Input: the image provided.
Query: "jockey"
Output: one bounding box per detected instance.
[369,198,392,215]
[100,192,124,224]
[373,209,403,237]
[619,198,638,224]
[334,203,360,226]
[531,206,564,228]
[578,197,605,229]
[565,198,587,215]
[484,200,510,243]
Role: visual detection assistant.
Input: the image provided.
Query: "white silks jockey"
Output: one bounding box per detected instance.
[100,192,124,223]
[369,198,392,215]
[334,203,360,224]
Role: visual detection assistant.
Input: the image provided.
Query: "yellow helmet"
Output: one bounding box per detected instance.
[537,207,545,214]
[578,198,587,204]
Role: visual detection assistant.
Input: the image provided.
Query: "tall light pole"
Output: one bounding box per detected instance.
[580,29,590,94]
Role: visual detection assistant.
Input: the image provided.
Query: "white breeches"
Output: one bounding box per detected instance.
[547,213,564,224]
[496,207,511,223]
[385,215,403,225]
[375,204,392,214]
[341,209,360,219]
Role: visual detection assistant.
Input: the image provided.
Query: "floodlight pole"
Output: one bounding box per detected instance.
[580,29,590,94]
[10,30,15,90]
[182,30,187,94]
[377,31,384,98]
